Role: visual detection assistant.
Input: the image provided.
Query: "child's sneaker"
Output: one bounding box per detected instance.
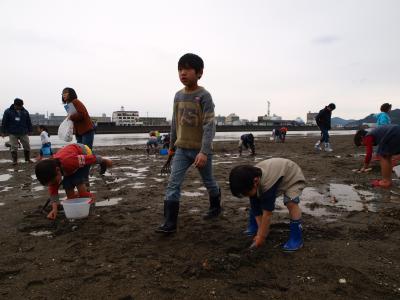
[314,142,322,151]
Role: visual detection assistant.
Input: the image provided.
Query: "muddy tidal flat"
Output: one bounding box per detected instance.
[0,135,399,299]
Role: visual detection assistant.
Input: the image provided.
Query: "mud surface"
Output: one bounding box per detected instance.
[0,135,399,299]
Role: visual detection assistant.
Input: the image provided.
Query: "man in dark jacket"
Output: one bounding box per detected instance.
[314,103,336,152]
[1,98,33,165]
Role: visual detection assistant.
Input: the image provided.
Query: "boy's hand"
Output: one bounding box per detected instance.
[253,235,265,248]
[100,158,112,175]
[47,208,58,220]
[194,152,207,169]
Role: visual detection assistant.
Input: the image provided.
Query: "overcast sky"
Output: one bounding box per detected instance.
[0,0,399,121]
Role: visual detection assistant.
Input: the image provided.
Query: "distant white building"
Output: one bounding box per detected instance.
[258,114,282,121]
[306,111,318,125]
[112,106,143,126]
[225,113,240,125]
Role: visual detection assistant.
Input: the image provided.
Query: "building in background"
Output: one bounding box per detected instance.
[306,111,318,126]
[138,117,168,126]
[47,113,66,126]
[225,113,240,125]
[92,113,112,124]
[112,106,143,126]
[30,113,47,125]
[215,115,226,125]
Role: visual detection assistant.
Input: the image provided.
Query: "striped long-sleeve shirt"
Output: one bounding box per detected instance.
[170,87,216,155]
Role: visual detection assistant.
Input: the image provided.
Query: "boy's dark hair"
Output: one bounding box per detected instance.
[354,129,367,147]
[14,98,24,106]
[39,125,50,137]
[328,103,336,110]
[178,53,204,73]
[380,103,392,112]
[62,87,78,103]
[35,159,59,185]
[229,165,262,197]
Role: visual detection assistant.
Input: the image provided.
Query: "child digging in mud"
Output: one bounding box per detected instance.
[156,53,221,234]
[229,158,306,251]
[354,124,400,188]
[35,143,112,220]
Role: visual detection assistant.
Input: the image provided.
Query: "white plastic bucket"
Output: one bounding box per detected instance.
[62,198,91,219]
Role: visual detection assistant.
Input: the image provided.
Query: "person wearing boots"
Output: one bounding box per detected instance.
[229,158,306,251]
[238,133,255,156]
[1,98,33,165]
[156,53,221,234]
[314,103,336,152]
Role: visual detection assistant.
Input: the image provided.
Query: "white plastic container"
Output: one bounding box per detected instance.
[62,198,91,219]
[393,165,400,178]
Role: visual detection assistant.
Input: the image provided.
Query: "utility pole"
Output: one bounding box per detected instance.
[267,101,270,117]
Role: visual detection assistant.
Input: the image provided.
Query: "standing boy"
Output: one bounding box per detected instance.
[156,53,221,234]
[314,103,336,152]
[229,158,305,251]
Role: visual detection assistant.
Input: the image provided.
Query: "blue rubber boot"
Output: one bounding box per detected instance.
[243,208,258,236]
[283,219,303,251]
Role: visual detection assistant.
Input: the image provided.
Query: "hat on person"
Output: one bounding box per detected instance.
[14,98,24,106]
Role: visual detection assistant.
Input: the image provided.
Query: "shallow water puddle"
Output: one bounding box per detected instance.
[0,174,12,182]
[30,231,52,237]
[96,197,123,207]
[153,178,164,182]
[181,191,204,197]
[0,186,13,192]
[198,187,207,191]
[128,182,146,189]
[214,161,234,165]
[32,185,45,192]
[125,172,147,178]
[329,184,377,212]
[106,178,128,184]
[0,202,5,206]
[188,208,200,214]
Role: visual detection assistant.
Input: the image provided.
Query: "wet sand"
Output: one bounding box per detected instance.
[0,135,399,299]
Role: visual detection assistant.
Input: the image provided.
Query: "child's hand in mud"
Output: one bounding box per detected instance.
[194,152,207,168]
[250,235,265,249]
[47,208,58,220]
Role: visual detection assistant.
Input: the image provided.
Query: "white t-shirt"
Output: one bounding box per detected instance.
[40,131,50,144]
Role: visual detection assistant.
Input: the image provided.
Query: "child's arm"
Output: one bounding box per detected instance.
[169,105,177,150]
[363,136,374,168]
[200,94,216,155]
[68,100,84,122]
[47,183,60,220]
[254,210,273,247]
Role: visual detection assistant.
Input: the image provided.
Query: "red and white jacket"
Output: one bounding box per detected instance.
[48,144,99,202]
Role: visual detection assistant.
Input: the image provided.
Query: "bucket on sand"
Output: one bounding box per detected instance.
[393,165,400,178]
[62,198,91,219]
[159,148,168,155]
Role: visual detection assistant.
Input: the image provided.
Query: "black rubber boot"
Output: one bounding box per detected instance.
[156,201,179,233]
[24,150,32,163]
[11,151,18,165]
[203,189,222,220]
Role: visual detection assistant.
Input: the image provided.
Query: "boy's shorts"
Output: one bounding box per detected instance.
[62,166,89,190]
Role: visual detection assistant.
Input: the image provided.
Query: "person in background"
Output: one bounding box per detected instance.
[375,103,392,126]
[354,125,400,188]
[38,125,53,159]
[62,87,95,149]
[280,127,288,143]
[1,98,33,165]
[239,133,255,156]
[314,103,336,152]
[146,131,159,156]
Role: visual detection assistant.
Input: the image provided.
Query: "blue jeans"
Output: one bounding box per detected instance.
[76,130,95,150]
[165,148,220,202]
[320,128,329,143]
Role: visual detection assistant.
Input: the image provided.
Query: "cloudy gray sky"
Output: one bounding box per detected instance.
[0,0,399,121]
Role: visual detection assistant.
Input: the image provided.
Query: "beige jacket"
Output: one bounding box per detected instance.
[256,158,306,199]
